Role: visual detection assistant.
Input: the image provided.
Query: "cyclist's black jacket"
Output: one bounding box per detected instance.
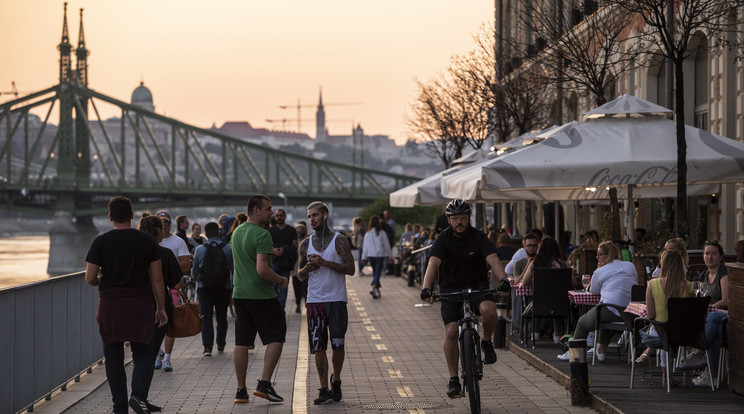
[430,225,497,292]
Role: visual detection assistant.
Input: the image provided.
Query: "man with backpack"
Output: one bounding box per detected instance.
[192,222,233,356]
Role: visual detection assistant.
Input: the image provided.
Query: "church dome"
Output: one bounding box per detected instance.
[131,81,153,105]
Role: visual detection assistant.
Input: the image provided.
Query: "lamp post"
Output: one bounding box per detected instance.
[277,192,288,213]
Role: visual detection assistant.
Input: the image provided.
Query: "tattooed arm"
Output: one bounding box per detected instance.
[297,238,319,281]
[307,234,355,275]
[256,253,288,287]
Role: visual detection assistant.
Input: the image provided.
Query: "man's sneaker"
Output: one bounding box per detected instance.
[217,345,225,353]
[314,387,334,405]
[330,374,342,402]
[203,347,212,356]
[128,396,151,414]
[253,380,284,402]
[557,350,570,361]
[586,348,594,358]
[154,358,162,370]
[447,377,462,398]
[161,360,172,372]
[596,352,606,362]
[145,401,162,412]
[586,331,595,348]
[693,372,712,387]
[234,388,249,403]
[481,340,497,364]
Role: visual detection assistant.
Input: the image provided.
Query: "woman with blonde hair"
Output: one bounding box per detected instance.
[651,237,689,278]
[637,250,694,386]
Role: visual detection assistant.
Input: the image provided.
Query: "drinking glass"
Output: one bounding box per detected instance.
[693,281,701,297]
[699,281,709,297]
[582,274,591,292]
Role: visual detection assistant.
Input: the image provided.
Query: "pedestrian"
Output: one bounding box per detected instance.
[192,222,233,356]
[230,195,289,404]
[188,222,206,250]
[351,217,366,275]
[85,196,168,414]
[361,215,392,299]
[174,215,192,253]
[291,223,309,313]
[269,209,298,308]
[420,199,510,399]
[297,201,356,404]
[153,210,190,373]
[137,213,183,412]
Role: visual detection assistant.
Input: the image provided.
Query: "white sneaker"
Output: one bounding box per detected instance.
[596,352,606,362]
[533,332,541,341]
[557,351,570,361]
[693,373,712,387]
[586,348,594,358]
[586,332,595,348]
[553,334,561,344]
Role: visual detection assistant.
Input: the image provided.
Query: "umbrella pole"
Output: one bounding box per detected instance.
[627,185,635,254]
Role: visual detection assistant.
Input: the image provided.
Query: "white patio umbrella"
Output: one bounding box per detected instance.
[389,149,493,207]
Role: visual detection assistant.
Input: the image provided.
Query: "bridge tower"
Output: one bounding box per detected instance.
[48,3,97,275]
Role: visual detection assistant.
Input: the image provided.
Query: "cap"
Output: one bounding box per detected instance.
[156,210,170,220]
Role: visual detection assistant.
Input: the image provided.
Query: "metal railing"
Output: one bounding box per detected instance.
[0,271,102,414]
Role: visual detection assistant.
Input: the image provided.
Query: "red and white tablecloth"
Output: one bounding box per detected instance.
[514,284,532,297]
[623,301,722,319]
[568,290,601,306]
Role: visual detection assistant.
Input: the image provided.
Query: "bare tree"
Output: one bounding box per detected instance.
[507,1,636,108]
[615,0,742,237]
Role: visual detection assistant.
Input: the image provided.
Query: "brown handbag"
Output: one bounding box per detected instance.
[166,293,203,338]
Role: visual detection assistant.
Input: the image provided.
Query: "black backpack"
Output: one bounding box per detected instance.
[199,242,230,289]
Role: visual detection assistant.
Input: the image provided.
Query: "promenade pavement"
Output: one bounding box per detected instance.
[35,265,593,414]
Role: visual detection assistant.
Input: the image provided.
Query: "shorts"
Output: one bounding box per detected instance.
[233,298,286,346]
[306,302,348,353]
[440,291,495,326]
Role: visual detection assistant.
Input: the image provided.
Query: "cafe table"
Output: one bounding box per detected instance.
[568,290,601,306]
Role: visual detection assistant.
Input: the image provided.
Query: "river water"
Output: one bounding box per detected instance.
[0,236,51,289]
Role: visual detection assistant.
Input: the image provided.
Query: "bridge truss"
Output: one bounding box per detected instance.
[0,83,418,216]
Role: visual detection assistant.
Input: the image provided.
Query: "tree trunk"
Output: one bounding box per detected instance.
[674,60,688,238]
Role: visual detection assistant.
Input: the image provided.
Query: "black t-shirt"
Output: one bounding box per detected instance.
[86,228,161,291]
[269,224,298,271]
[495,246,517,261]
[429,226,497,292]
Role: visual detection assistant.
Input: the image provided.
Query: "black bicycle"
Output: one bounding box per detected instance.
[435,288,495,414]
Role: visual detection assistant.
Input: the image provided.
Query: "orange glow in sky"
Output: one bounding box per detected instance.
[0,1,492,143]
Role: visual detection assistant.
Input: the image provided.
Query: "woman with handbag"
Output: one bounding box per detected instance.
[138,213,184,412]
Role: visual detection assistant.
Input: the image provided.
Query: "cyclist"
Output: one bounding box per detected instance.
[420,199,510,399]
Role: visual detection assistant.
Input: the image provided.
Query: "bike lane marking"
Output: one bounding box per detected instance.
[292,306,309,414]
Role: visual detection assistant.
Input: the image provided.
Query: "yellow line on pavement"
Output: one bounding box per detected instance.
[388,369,403,378]
[292,308,309,414]
[382,356,394,363]
[396,385,414,397]
[371,334,381,340]
[376,344,388,350]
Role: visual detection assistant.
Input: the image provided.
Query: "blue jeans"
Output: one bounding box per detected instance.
[197,287,231,349]
[368,257,386,288]
[358,247,364,272]
[104,341,151,413]
[705,311,727,376]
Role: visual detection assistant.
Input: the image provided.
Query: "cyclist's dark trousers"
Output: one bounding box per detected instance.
[198,287,231,348]
[104,341,151,412]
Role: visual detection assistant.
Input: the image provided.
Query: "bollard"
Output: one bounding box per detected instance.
[493,303,508,348]
[568,338,592,406]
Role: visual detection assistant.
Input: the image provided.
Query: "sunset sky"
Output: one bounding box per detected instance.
[0,1,492,143]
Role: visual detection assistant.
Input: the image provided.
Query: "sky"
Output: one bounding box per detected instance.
[0,1,493,144]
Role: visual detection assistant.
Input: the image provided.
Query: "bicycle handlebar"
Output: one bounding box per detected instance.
[434,288,496,302]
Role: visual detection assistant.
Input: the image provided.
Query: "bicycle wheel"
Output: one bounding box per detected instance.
[462,330,481,414]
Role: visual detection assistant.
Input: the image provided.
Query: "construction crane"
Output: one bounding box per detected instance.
[278,98,361,131]
[0,81,19,98]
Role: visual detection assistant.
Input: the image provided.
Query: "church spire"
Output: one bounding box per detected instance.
[58,2,72,83]
[75,8,89,86]
[316,86,326,142]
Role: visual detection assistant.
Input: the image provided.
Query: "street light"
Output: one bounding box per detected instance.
[277,192,289,215]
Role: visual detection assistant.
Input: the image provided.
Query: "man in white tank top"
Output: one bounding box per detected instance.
[298,201,355,405]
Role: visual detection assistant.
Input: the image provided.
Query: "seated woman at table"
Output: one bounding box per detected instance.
[651,237,689,278]
[636,250,694,386]
[520,237,568,342]
[557,241,636,362]
[691,240,729,387]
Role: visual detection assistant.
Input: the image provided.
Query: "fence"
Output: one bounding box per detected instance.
[0,272,102,414]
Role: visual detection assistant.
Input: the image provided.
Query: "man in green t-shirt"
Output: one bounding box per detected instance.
[230,194,290,405]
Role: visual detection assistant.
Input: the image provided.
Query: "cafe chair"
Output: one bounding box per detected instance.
[631,284,646,302]
[592,303,630,366]
[630,296,713,392]
[521,267,572,349]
